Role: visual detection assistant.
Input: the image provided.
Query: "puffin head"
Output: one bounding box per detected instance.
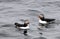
[38,14,44,19]
[24,19,29,24]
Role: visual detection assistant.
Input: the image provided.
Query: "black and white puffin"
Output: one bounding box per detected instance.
[14,20,29,34]
[38,14,55,25]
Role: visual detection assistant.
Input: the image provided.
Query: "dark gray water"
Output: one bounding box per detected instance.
[0,0,60,39]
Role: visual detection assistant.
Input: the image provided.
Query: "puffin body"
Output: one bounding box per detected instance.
[14,20,29,29]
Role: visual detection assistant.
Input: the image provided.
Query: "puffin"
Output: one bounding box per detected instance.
[14,20,29,35]
[38,14,55,26]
